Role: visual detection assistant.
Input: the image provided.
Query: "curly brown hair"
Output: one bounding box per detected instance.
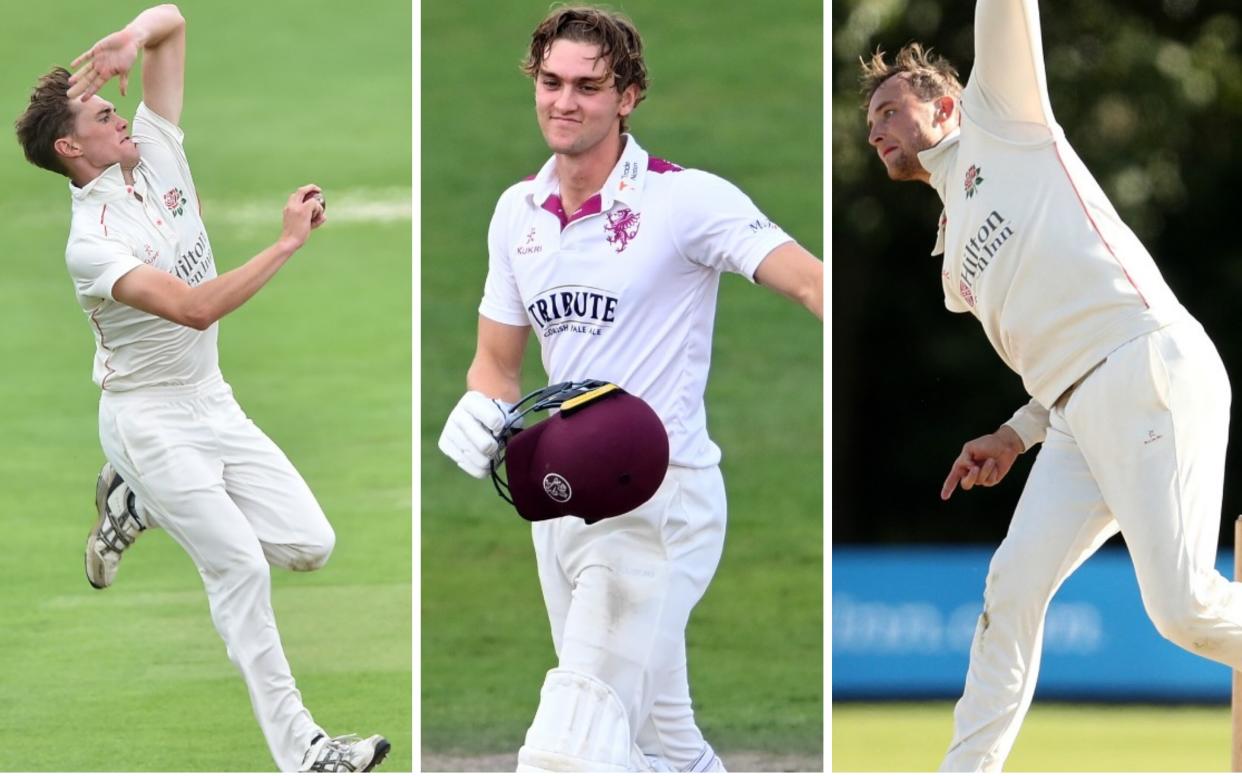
[522,5,648,132]
[859,43,962,110]
[15,67,75,177]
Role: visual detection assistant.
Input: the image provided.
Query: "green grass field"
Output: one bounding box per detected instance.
[833,702,1233,771]
[0,0,410,770]
[420,0,823,767]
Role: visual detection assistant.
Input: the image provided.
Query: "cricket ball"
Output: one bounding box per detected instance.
[303,190,326,211]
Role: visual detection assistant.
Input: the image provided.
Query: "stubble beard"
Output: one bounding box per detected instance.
[884,128,938,183]
[884,149,924,182]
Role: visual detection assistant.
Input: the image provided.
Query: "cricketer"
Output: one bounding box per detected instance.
[438,5,823,771]
[863,0,1239,770]
[15,5,388,771]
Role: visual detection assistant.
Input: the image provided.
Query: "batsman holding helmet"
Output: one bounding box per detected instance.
[863,0,1238,770]
[438,5,823,771]
[16,5,387,771]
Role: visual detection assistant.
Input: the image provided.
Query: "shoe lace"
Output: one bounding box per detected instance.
[98,487,145,554]
[307,734,363,772]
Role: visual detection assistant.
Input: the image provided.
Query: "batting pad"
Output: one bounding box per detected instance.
[517,668,633,772]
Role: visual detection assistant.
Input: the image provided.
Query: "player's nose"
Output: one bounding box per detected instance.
[553,85,576,111]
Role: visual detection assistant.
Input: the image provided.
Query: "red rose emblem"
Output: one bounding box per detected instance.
[964,164,984,198]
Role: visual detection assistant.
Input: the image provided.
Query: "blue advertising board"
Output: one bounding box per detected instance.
[832,546,1234,701]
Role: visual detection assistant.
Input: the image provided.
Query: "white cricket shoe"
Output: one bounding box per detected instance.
[84,463,147,589]
[300,733,390,772]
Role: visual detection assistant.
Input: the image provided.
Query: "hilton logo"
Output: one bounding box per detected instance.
[957,210,1016,306]
[175,230,214,287]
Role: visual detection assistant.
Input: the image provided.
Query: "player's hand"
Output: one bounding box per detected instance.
[278,185,324,251]
[438,391,510,479]
[68,28,141,102]
[940,425,1025,500]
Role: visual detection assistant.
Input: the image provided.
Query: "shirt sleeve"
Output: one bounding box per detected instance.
[964,0,1057,133]
[670,170,793,282]
[66,231,145,302]
[478,192,531,327]
[1003,397,1050,449]
[131,102,200,212]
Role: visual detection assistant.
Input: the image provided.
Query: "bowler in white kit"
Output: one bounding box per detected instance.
[437,5,823,772]
[863,0,1237,770]
[15,4,388,772]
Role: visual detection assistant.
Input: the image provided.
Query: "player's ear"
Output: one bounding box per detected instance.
[618,83,639,117]
[54,135,82,160]
[933,95,957,127]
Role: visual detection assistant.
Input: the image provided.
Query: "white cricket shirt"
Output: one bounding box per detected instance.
[921,0,1189,445]
[480,135,794,467]
[65,102,219,392]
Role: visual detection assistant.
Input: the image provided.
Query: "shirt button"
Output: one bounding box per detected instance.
[156,219,163,225]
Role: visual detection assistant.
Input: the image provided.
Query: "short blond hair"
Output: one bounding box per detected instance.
[859,43,962,109]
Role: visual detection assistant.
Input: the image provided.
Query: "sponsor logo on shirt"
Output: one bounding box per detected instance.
[959,279,976,307]
[526,285,619,337]
[143,243,160,264]
[964,164,984,198]
[747,218,779,233]
[604,208,640,253]
[164,187,188,217]
[957,210,1015,307]
[517,227,543,256]
[175,230,214,287]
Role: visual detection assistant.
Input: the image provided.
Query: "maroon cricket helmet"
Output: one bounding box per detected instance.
[490,381,669,523]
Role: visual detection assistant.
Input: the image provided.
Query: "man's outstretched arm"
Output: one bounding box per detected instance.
[968,0,1055,129]
[68,5,186,124]
[109,184,323,330]
[754,242,824,320]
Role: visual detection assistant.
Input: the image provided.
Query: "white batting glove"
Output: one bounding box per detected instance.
[438,390,513,479]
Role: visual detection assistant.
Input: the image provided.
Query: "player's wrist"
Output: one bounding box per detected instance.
[996,424,1026,454]
[273,236,303,257]
[120,24,145,49]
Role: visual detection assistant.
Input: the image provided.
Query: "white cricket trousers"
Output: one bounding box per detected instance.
[98,375,333,772]
[531,464,727,770]
[941,320,1236,772]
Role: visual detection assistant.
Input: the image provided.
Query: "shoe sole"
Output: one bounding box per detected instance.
[364,738,391,772]
[84,464,115,590]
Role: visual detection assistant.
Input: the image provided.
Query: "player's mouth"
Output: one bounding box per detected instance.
[881,145,898,158]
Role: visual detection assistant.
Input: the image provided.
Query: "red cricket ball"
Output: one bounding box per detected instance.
[303,190,326,211]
